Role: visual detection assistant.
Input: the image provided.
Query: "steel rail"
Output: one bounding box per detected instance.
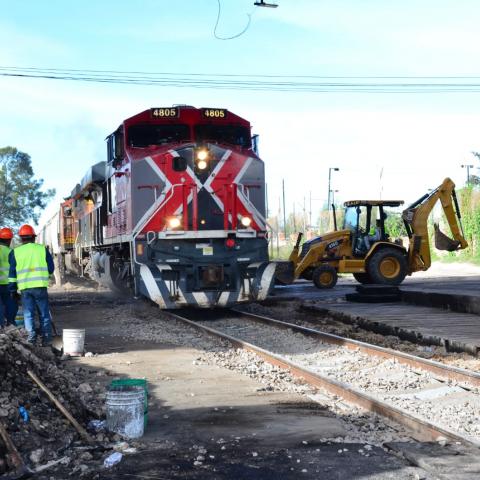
[232,309,480,388]
[165,311,480,447]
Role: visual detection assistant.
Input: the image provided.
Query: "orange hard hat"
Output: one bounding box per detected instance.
[0,227,13,240]
[18,224,36,237]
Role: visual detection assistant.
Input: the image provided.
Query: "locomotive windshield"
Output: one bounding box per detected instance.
[128,124,190,147]
[194,124,251,148]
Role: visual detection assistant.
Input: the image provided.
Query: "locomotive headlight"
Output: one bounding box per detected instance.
[195,147,210,171]
[196,149,209,161]
[167,216,182,229]
[240,216,252,227]
[197,159,208,170]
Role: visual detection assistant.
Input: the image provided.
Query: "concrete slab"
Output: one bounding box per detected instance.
[386,442,480,480]
[273,279,480,354]
[56,306,346,447]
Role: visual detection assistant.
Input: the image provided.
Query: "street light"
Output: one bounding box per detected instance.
[327,168,339,211]
[462,164,474,185]
[330,189,339,206]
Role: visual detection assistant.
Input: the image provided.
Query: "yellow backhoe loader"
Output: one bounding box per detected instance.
[276,178,468,289]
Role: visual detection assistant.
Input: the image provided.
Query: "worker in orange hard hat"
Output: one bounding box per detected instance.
[0,227,17,327]
[8,224,54,345]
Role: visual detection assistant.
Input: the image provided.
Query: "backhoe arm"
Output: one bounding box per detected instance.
[402,177,468,273]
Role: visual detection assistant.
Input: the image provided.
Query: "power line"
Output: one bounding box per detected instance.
[4,66,480,80]
[3,66,480,93]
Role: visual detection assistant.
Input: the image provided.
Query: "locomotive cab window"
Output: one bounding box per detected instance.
[127,124,190,147]
[194,125,251,148]
[107,129,124,165]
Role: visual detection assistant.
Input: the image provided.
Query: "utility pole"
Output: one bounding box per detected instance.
[277,197,281,257]
[303,197,307,233]
[327,167,339,211]
[330,189,339,206]
[327,167,339,231]
[282,179,287,241]
[292,203,296,232]
[309,191,312,229]
[462,164,474,185]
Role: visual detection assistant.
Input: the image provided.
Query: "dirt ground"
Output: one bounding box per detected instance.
[40,278,439,480]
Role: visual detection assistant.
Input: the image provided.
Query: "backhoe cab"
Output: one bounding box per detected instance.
[281,177,468,289]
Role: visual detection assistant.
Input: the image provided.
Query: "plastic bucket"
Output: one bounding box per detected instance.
[15,308,24,327]
[110,378,148,427]
[63,329,85,356]
[106,385,145,438]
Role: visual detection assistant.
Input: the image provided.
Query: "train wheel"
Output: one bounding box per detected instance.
[312,265,338,289]
[367,248,407,285]
[353,272,373,284]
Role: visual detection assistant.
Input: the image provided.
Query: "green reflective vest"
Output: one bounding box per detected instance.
[10,243,50,291]
[0,244,10,285]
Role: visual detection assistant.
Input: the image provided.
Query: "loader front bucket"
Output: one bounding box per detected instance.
[434,223,461,252]
[274,261,295,285]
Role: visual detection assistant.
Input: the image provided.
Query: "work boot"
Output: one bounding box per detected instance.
[41,338,52,348]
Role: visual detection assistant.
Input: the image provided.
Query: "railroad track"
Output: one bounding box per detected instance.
[165,308,480,448]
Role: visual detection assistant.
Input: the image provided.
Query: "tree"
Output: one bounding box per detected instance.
[0,147,55,226]
[470,152,480,185]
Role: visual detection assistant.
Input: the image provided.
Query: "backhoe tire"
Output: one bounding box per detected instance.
[367,248,407,285]
[312,265,338,289]
[353,272,373,284]
[302,268,314,281]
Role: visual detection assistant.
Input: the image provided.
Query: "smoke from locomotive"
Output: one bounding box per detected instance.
[38,106,275,308]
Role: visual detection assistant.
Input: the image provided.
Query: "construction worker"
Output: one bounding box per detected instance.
[0,228,17,327]
[8,224,54,345]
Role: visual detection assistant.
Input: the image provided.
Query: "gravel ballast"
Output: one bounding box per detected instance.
[195,316,480,442]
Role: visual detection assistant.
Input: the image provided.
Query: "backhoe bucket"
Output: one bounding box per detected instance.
[434,223,460,252]
[274,261,295,285]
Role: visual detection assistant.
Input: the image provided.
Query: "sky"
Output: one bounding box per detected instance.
[1,0,480,226]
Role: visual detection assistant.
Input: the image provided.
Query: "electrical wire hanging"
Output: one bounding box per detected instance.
[3,66,480,93]
[213,0,256,40]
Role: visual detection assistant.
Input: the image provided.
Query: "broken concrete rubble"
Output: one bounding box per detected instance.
[0,327,122,477]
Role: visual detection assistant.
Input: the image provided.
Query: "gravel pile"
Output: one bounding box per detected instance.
[0,326,118,477]
[199,317,480,442]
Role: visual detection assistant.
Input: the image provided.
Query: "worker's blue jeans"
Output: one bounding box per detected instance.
[0,284,18,327]
[21,287,51,344]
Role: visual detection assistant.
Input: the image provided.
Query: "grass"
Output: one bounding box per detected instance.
[269,244,294,260]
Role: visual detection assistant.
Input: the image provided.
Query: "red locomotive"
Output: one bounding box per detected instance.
[40,106,275,308]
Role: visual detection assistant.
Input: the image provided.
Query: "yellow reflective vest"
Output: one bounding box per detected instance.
[9,243,50,291]
[0,244,10,285]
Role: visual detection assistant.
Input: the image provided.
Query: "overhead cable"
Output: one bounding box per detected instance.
[3,66,480,93]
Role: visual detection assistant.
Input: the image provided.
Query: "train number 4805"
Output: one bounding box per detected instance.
[202,108,227,118]
[151,108,178,118]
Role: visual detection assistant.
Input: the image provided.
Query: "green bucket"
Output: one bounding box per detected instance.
[110,378,148,427]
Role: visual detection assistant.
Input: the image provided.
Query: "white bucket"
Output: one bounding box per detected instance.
[106,386,145,438]
[62,329,85,356]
